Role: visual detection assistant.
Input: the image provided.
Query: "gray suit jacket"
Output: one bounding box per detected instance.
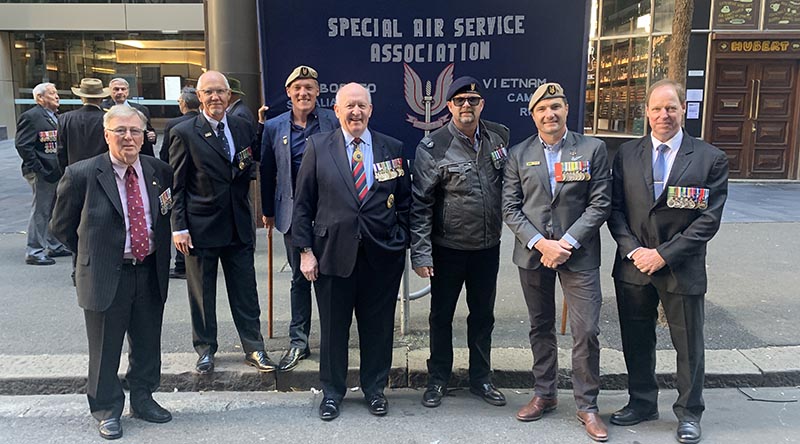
[502,131,611,271]
[259,108,339,233]
[49,153,173,311]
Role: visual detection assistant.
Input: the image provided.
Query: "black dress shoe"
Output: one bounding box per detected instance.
[25,255,55,266]
[469,383,506,406]
[421,384,446,408]
[319,398,340,421]
[367,394,388,416]
[169,268,186,279]
[195,351,214,374]
[98,418,122,440]
[677,421,702,444]
[609,405,659,426]
[278,347,310,372]
[130,398,172,423]
[245,350,277,373]
[47,249,72,258]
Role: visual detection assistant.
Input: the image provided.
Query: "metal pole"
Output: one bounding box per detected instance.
[267,229,274,338]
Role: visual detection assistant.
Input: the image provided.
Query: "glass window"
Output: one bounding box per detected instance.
[585,40,597,133]
[652,0,675,32]
[12,32,205,119]
[601,0,652,36]
[650,34,670,82]
[713,0,762,29]
[764,0,800,29]
[595,37,649,135]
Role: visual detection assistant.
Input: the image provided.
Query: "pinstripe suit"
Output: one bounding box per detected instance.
[50,152,173,420]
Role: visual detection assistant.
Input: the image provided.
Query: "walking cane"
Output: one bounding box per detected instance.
[267,227,274,338]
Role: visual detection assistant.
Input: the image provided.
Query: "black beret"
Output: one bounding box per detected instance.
[446,76,482,101]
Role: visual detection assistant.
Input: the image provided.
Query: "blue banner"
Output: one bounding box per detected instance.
[258,1,590,157]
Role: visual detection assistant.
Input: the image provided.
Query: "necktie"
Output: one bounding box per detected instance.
[351,138,368,201]
[217,121,231,161]
[653,143,670,200]
[125,166,149,261]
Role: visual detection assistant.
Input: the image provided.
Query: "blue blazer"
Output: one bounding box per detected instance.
[259,107,339,233]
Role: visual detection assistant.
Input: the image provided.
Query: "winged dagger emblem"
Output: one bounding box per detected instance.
[404,63,454,132]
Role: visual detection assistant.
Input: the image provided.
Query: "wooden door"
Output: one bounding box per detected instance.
[708,60,799,179]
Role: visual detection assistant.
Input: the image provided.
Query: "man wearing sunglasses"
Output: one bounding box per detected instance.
[411,76,510,409]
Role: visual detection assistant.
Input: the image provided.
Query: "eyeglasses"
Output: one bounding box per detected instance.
[451,96,482,107]
[107,127,145,137]
[199,88,229,97]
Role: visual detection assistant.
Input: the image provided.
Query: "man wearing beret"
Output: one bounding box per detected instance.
[502,82,611,441]
[260,65,339,372]
[411,76,510,408]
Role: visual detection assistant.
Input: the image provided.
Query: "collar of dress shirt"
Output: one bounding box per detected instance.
[342,128,372,148]
[540,129,569,152]
[650,129,683,156]
[109,152,144,181]
[202,110,229,134]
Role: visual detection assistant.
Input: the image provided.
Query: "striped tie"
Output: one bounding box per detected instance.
[351,138,368,201]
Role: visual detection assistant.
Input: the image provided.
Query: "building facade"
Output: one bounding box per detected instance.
[2,0,799,180]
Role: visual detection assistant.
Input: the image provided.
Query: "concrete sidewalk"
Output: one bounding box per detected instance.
[1,140,799,396]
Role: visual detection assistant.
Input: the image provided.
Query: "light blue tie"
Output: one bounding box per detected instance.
[653,143,670,200]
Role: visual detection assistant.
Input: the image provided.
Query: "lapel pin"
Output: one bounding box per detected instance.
[526,161,541,166]
[282,135,288,145]
[204,132,212,138]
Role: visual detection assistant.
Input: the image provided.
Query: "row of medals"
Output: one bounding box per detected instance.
[667,189,708,210]
[562,169,591,182]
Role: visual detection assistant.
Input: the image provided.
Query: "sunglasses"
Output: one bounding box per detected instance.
[451,96,482,107]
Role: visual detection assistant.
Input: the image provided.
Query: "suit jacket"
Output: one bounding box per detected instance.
[169,113,257,248]
[292,129,411,278]
[503,131,611,271]
[228,100,261,164]
[57,104,108,171]
[607,129,729,295]
[159,110,199,162]
[259,108,339,233]
[49,153,173,311]
[15,105,61,182]
[102,99,156,157]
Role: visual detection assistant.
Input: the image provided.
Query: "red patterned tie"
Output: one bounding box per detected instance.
[125,166,149,261]
[351,138,368,201]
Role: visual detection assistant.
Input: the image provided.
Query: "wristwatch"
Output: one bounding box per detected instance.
[300,247,312,253]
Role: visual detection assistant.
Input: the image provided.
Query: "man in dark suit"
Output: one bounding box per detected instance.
[159,87,200,163]
[15,82,68,265]
[58,78,110,169]
[227,77,261,166]
[410,77,509,409]
[260,65,339,372]
[293,83,410,421]
[607,79,729,444]
[169,70,275,374]
[50,105,174,440]
[503,83,611,442]
[103,78,157,157]
[159,87,199,280]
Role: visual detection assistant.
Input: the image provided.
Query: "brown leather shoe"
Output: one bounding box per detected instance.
[577,411,608,442]
[515,396,557,421]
